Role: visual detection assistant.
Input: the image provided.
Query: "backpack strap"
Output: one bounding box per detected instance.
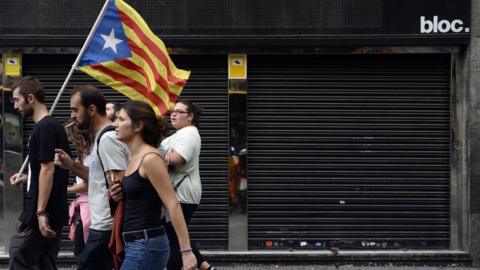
[174,174,189,192]
[96,125,116,189]
[165,150,189,192]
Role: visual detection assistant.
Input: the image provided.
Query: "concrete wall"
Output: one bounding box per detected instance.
[468,0,480,266]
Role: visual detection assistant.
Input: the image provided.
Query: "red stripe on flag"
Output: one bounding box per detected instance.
[114,59,152,91]
[126,41,178,102]
[91,64,169,114]
[117,8,187,87]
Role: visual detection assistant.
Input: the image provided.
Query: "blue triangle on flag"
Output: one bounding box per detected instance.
[79,0,131,66]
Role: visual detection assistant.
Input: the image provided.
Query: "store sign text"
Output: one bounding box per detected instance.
[420,16,469,33]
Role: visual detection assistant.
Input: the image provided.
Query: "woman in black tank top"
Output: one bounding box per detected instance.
[113,101,196,270]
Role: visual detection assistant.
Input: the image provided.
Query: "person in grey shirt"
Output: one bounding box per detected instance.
[55,85,129,270]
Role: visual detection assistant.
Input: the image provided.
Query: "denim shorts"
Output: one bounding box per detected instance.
[121,233,170,270]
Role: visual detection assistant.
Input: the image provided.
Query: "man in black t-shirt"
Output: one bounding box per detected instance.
[8,76,70,270]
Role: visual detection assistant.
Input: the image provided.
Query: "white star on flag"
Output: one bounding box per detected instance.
[101,28,123,54]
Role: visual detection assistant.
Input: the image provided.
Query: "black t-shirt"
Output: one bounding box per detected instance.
[19,116,71,230]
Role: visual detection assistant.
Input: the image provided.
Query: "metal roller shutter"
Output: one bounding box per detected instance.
[247,54,451,250]
[22,54,228,250]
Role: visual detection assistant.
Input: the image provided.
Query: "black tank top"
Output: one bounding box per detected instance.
[122,153,164,232]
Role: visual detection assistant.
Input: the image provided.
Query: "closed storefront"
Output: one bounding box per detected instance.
[248,54,451,249]
[6,52,463,253]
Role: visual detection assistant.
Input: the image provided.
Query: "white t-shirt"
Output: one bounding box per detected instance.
[88,128,129,231]
[161,126,202,204]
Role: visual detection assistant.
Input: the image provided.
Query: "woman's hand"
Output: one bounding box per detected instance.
[109,181,124,202]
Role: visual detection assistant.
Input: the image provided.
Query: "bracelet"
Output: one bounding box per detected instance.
[36,210,47,217]
[179,247,192,253]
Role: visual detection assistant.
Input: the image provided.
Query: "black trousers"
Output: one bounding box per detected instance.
[9,223,62,270]
[165,203,206,270]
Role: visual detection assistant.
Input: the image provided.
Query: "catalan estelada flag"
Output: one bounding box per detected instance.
[77,0,190,116]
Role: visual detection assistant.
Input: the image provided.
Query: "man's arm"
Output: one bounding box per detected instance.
[37,161,54,214]
[67,161,89,181]
[99,134,129,201]
[37,161,56,237]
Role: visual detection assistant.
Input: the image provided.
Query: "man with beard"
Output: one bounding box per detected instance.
[8,76,70,269]
[54,85,129,270]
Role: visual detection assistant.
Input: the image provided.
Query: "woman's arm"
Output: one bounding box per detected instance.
[141,153,196,270]
[165,128,200,167]
[67,181,88,193]
[166,150,186,166]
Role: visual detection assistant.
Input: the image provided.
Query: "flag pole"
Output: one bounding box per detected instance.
[14,0,112,181]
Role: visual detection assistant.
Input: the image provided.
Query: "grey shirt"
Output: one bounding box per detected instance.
[88,129,129,231]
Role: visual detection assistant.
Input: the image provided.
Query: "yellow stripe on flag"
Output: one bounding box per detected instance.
[78,65,163,116]
[115,0,190,82]
[108,58,172,108]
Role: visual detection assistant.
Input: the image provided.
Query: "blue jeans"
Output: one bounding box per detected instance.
[121,234,170,270]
